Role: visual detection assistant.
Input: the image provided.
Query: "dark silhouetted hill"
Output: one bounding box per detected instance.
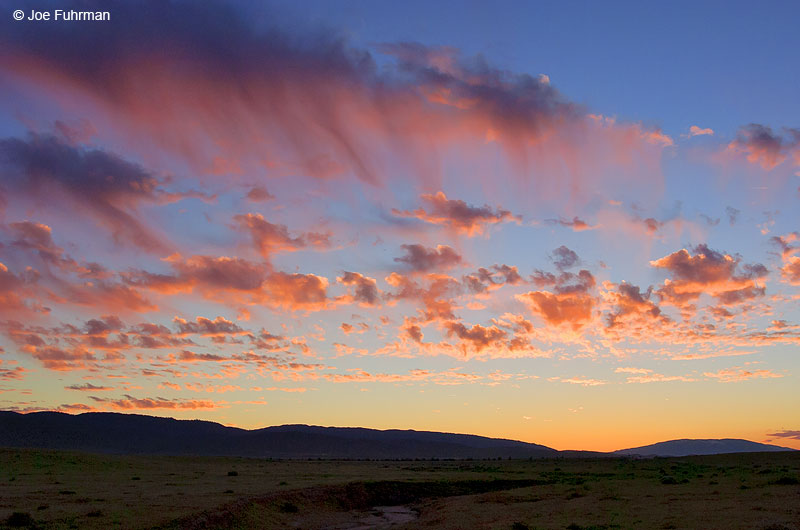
[614,438,795,457]
[0,411,558,458]
[3,412,793,458]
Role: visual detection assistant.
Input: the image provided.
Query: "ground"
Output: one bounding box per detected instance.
[0,449,798,529]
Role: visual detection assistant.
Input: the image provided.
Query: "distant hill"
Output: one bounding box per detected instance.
[614,438,795,457]
[0,411,558,459]
[2,412,793,459]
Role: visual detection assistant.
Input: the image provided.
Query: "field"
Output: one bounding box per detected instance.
[1,448,798,529]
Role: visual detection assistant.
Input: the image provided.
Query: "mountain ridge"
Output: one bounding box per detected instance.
[0,411,794,458]
[614,438,795,457]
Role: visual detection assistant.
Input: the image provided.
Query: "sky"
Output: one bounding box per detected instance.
[0,0,798,452]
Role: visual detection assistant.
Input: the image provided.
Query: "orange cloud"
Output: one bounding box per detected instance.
[262,271,329,311]
[603,282,665,329]
[781,256,800,285]
[0,262,44,317]
[518,267,597,330]
[726,124,800,170]
[444,321,508,354]
[614,367,694,383]
[0,364,26,381]
[650,245,767,307]
[703,367,783,383]
[233,213,330,258]
[771,232,800,285]
[127,254,331,311]
[385,272,461,323]
[173,316,244,336]
[558,376,606,386]
[90,394,219,409]
[517,290,595,330]
[463,264,523,294]
[392,192,521,236]
[545,216,597,231]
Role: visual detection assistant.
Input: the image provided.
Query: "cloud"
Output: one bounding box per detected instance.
[517,290,595,330]
[83,315,125,336]
[771,232,800,285]
[1,251,149,318]
[22,345,96,372]
[462,264,523,294]
[614,366,693,383]
[0,364,26,381]
[0,0,676,211]
[544,217,597,232]
[551,245,580,270]
[650,244,768,307]
[727,124,800,170]
[90,394,218,409]
[603,282,664,329]
[0,133,192,251]
[340,322,369,335]
[130,255,263,293]
[392,192,521,236]
[9,221,69,269]
[233,213,330,258]
[245,186,274,202]
[558,376,606,386]
[262,272,329,311]
[163,350,228,363]
[385,272,461,323]
[126,254,332,311]
[703,367,783,383]
[444,321,508,353]
[688,125,714,137]
[402,320,424,343]
[615,367,651,375]
[0,262,44,317]
[65,382,114,391]
[6,221,112,281]
[337,272,380,306]
[394,244,462,272]
[62,281,158,314]
[767,430,800,440]
[725,206,740,226]
[173,316,244,336]
[0,4,578,184]
[518,264,596,330]
[781,256,800,285]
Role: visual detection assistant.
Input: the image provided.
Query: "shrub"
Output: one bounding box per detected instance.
[227,470,238,477]
[772,476,799,485]
[279,502,299,513]
[6,512,35,527]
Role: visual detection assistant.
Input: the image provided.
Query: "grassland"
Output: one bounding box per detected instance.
[0,448,798,529]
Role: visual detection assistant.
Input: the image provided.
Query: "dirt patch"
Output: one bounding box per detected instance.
[160,479,541,529]
[321,506,418,529]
